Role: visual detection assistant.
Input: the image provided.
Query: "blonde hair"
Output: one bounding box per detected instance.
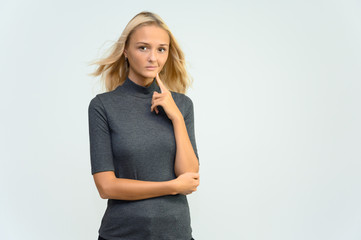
[87,11,194,94]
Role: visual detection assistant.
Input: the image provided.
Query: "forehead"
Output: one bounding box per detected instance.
[130,24,169,44]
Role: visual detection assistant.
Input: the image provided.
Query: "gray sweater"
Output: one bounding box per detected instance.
[88,76,199,240]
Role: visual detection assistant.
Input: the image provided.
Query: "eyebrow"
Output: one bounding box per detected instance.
[136,42,169,46]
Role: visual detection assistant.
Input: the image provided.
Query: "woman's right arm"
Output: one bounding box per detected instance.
[93,171,179,200]
[93,171,199,200]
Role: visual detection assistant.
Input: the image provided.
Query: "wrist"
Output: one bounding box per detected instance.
[171,112,184,124]
[168,179,179,195]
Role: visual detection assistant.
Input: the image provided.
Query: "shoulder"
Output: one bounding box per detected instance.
[170,91,194,118]
[171,91,193,104]
[88,90,117,110]
[88,95,107,120]
[88,94,104,110]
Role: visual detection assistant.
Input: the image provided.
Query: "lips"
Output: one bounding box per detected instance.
[146,66,157,70]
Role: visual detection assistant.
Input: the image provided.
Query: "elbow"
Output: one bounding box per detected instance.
[192,166,199,174]
[99,183,112,199]
[174,156,199,177]
[194,162,200,173]
[93,171,116,199]
[192,160,200,173]
[98,187,108,199]
[100,191,108,199]
[193,156,200,173]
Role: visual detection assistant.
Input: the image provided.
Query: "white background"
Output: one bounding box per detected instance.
[1,0,360,239]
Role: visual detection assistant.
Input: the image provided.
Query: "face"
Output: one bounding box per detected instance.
[124,24,170,85]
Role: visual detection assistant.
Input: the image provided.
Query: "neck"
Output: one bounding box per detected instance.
[127,72,155,88]
[115,75,160,99]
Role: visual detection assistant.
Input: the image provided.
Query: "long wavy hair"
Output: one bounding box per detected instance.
[87,11,194,94]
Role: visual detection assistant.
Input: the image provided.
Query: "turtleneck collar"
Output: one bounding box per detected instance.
[116,76,160,98]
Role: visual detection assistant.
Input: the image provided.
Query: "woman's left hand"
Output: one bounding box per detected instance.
[151,73,182,122]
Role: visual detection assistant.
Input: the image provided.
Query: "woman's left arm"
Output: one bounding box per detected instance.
[172,106,199,176]
[151,73,199,177]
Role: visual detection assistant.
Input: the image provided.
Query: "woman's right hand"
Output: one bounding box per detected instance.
[172,172,200,195]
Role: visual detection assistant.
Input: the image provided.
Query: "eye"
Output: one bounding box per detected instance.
[139,46,147,51]
[159,48,167,53]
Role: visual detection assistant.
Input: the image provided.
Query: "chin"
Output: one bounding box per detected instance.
[142,72,157,78]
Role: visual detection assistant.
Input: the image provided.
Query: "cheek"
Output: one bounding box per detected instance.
[130,53,147,67]
[132,52,144,62]
[160,55,169,66]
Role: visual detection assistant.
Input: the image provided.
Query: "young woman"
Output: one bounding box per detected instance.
[88,11,200,240]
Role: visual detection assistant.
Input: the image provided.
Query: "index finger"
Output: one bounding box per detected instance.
[155,73,168,93]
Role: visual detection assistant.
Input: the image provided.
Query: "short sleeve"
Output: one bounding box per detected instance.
[184,96,200,166]
[88,96,115,175]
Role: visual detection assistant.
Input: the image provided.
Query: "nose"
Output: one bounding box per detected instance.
[148,50,157,62]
